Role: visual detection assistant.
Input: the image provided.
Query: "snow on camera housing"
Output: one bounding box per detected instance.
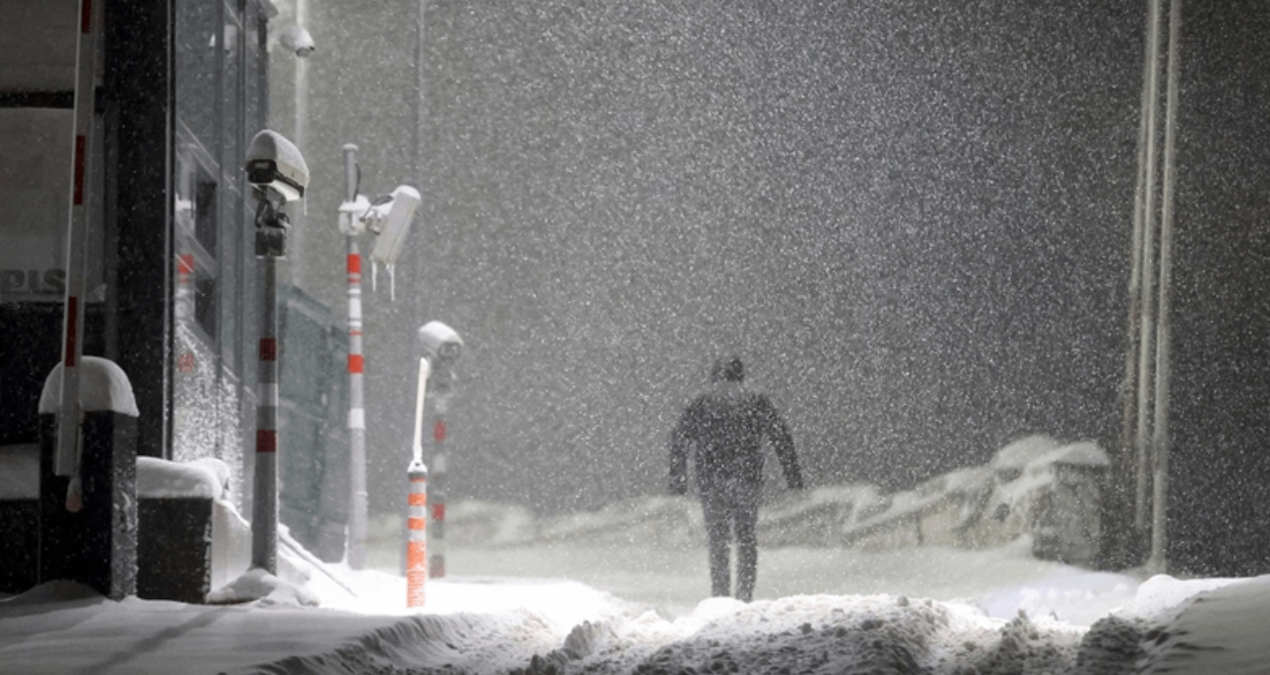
[366,185,420,268]
[418,320,463,365]
[245,130,309,203]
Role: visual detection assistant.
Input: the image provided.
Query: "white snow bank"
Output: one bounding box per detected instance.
[37,356,140,416]
[1048,440,1110,467]
[1137,575,1270,673]
[207,567,320,607]
[3,501,1267,675]
[992,434,1062,473]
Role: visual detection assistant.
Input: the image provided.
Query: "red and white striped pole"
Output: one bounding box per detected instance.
[252,249,281,574]
[429,406,448,578]
[245,129,305,576]
[56,0,103,512]
[343,144,371,570]
[407,356,431,607]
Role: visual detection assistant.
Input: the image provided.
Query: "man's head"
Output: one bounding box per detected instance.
[711,356,744,383]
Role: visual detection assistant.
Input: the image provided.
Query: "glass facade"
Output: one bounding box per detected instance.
[170,0,271,508]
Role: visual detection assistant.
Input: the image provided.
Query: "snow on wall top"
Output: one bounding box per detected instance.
[1048,441,1110,467]
[991,435,1061,470]
[3,451,229,500]
[38,356,140,416]
[137,456,227,499]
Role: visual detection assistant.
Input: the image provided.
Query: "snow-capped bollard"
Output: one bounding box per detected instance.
[406,460,428,608]
[38,356,140,600]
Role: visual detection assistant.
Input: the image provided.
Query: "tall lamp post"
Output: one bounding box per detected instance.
[417,321,462,578]
[244,130,309,573]
[337,145,421,569]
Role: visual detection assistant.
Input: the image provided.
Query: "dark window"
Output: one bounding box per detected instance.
[175,147,219,346]
[195,178,218,253]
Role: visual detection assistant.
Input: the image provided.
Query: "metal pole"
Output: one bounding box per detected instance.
[408,356,430,606]
[429,402,447,578]
[344,144,369,569]
[1116,0,1163,561]
[1134,0,1166,532]
[253,253,280,573]
[1147,0,1182,576]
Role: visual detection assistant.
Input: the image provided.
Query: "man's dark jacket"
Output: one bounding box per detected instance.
[669,381,803,495]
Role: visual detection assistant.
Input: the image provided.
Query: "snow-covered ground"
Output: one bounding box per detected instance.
[2,496,1266,675]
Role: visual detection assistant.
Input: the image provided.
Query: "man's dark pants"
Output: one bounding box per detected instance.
[700,478,760,602]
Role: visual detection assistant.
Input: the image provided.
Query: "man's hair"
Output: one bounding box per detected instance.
[711,356,744,382]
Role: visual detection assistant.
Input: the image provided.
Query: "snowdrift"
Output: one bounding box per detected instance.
[445,435,1109,566]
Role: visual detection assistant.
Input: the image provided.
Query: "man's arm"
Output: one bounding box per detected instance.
[760,397,803,489]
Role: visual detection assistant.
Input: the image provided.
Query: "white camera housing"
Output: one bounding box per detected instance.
[367,186,420,267]
[245,130,309,202]
[278,24,315,58]
[418,321,462,364]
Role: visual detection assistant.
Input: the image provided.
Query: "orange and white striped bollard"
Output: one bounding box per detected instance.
[406,460,428,607]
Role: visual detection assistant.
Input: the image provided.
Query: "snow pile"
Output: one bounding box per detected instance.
[4,438,1265,674]
[1134,575,1270,673]
[206,567,320,607]
[531,594,1086,675]
[3,507,1267,674]
[448,435,1109,566]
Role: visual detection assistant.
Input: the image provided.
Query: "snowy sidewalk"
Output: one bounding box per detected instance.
[3,541,1267,675]
[0,574,618,675]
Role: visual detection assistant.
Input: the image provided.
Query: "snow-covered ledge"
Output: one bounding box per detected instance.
[37,356,140,416]
[136,456,229,500]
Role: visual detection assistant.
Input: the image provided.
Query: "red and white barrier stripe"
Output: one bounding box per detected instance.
[347,250,364,424]
[252,256,281,573]
[347,244,369,569]
[343,143,373,570]
[406,462,428,608]
[56,0,103,489]
[430,415,448,578]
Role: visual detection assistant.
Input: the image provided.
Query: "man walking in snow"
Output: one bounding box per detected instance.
[669,356,803,602]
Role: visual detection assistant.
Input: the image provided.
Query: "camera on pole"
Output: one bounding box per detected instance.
[337,143,423,570]
[418,321,462,398]
[246,130,308,256]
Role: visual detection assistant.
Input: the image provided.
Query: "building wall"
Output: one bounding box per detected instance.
[0,0,268,505]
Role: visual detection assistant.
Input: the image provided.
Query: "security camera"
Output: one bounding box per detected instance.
[367,186,421,267]
[279,24,315,58]
[418,321,463,365]
[245,130,309,202]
